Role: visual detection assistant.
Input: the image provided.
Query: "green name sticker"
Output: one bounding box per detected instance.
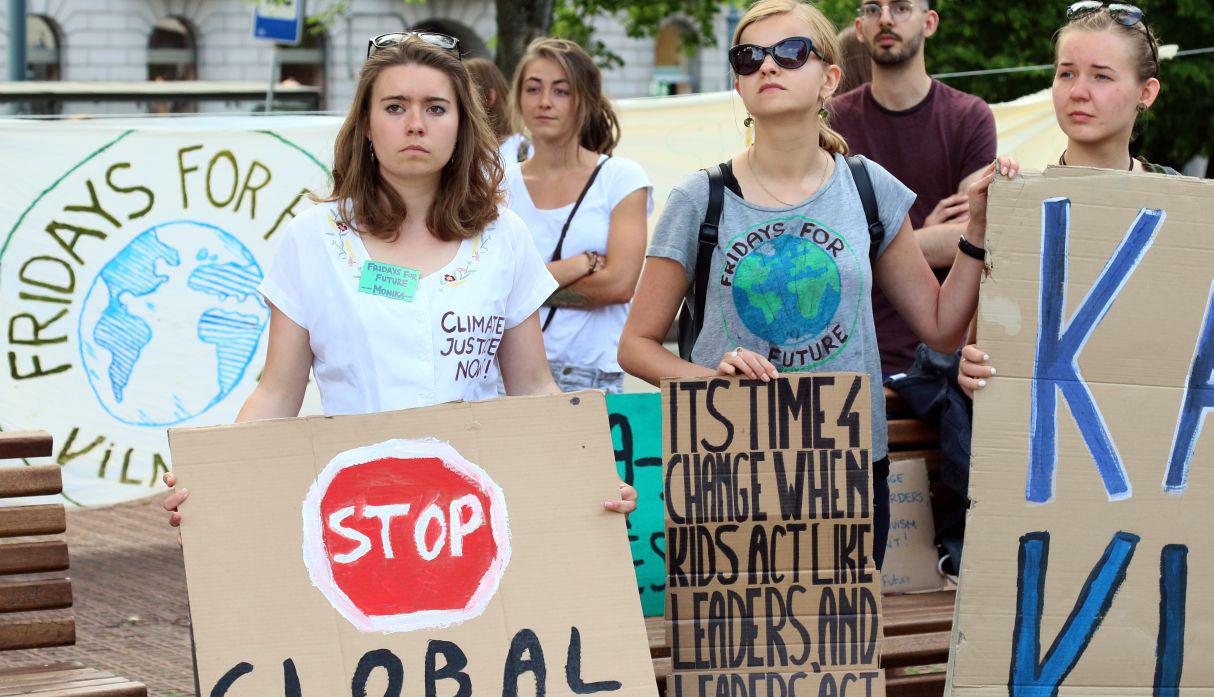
[358,260,420,302]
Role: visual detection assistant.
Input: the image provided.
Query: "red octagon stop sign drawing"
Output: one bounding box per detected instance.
[301,439,510,633]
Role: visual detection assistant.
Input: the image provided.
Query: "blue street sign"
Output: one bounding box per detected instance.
[252,0,304,45]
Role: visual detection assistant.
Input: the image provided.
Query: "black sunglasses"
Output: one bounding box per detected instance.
[1065,2,1158,68]
[367,32,460,58]
[728,36,826,76]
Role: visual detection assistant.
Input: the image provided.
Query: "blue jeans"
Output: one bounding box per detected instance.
[550,361,624,394]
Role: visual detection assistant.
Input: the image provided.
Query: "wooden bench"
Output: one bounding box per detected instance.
[0,430,147,696]
[881,386,955,696]
[645,388,956,696]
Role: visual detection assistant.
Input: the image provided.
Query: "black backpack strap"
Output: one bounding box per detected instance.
[542,156,610,332]
[678,164,724,362]
[846,155,885,264]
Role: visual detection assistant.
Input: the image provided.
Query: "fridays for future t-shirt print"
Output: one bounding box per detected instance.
[648,153,914,458]
[718,212,867,370]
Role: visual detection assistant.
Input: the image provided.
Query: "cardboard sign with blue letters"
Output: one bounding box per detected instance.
[948,167,1214,696]
[252,0,304,45]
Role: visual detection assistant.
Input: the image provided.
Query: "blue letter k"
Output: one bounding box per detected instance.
[1029,198,1165,503]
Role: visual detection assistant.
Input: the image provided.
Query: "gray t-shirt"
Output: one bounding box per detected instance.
[648,153,915,459]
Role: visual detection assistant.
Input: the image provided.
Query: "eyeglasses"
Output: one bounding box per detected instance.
[728,36,826,76]
[858,1,919,23]
[366,32,460,58]
[1065,2,1159,73]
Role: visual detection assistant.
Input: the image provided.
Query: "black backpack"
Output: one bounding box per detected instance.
[677,156,886,361]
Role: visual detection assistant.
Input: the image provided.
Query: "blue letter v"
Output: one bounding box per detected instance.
[1009,531,1139,697]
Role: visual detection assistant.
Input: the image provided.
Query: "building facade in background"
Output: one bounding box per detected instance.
[0,0,738,114]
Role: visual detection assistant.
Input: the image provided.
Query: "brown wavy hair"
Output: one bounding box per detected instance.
[465,57,513,141]
[317,38,503,242]
[510,37,620,154]
[735,0,849,156]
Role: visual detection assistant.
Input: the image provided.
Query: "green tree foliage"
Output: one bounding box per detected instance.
[551,0,727,70]
[306,0,1209,165]
[818,0,1213,166]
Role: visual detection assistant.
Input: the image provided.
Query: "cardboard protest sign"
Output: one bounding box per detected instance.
[663,374,884,697]
[881,456,946,594]
[949,169,1214,695]
[608,392,666,616]
[169,392,657,696]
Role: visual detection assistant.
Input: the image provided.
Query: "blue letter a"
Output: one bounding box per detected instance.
[1165,283,1214,494]
[1030,199,1165,503]
[1009,531,1139,697]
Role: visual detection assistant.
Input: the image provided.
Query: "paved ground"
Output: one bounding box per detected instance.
[0,496,195,695]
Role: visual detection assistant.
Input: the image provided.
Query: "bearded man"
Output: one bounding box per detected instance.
[829,0,996,375]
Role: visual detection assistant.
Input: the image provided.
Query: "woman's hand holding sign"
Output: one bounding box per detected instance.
[603,483,637,515]
[717,347,779,382]
[162,471,186,528]
[959,344,996,399]
[966,156,1020,242]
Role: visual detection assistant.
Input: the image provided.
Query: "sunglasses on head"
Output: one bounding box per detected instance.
[728,36,826,76]
[1065,2,1158,72]
[1066,1,1143,24]
[367,32,460,58]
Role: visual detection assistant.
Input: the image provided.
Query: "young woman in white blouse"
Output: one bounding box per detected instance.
[505,38,652,393]
[163,34,637,522]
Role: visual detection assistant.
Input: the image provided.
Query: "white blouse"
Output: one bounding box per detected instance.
[504,155,652,372]
[258,201,557,415]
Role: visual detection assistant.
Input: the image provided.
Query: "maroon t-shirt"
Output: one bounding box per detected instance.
[829,80,996,374]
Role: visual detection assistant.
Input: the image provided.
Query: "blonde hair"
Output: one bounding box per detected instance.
[510,37,620,154]
[319,39,503,243]
[733,0,848,156]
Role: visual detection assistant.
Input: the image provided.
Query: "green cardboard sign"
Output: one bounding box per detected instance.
[606,392,665,616]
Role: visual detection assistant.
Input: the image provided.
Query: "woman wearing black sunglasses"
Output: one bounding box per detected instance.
[960,2,1177,397]
[619,0,1014,568]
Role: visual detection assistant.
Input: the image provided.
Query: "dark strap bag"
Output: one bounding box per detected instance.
[543,156,610,331]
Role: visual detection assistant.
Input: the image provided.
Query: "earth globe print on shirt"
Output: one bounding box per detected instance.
[77,221,269,427]
[722,215,864,370]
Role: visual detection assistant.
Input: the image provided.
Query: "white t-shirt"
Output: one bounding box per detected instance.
[504,154,652,372]
[258,201,557,416]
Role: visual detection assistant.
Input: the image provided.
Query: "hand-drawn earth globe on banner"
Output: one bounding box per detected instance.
[77,221,269,427]
[0,121,335,506]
